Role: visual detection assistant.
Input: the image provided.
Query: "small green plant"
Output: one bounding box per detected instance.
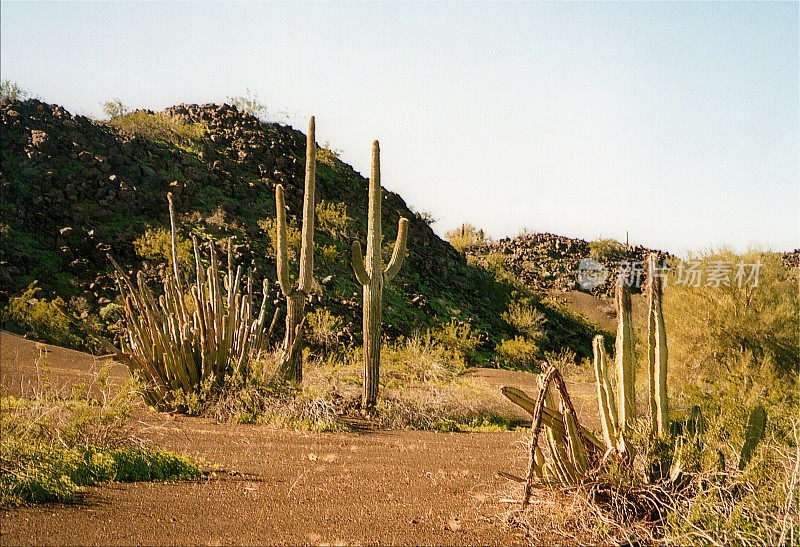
[446,223,487,252]
[259,216,301,260]
[5,282,83,349]
[315,200,356,240]
[316,141,341,167]
[0,366,200,507]
[133,226,194,275]
[588,238,625,262]
[102,99,128,119]
[502,300,546,340]
[305,308,343,353]
[1,80,29,102]
[494,336,538,369]
[227,89,267,119]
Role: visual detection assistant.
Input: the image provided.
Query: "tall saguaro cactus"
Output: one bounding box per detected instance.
[275,116,317,382]
[647,253,669,436]
[351,140,409,408]
[615,275,636,430]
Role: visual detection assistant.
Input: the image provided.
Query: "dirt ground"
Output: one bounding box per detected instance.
[0,331,601,546]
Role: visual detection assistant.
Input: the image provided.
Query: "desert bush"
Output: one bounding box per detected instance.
[1,80,29,102]
[446,222,487,252]
[494,336,538,369]
[315,141,341,167]
[429,319,481,366]
[259,216,301,260]
[102,99,128,119]
[227,89,267,119]
[107,110,206,152]
[4,282,83,349]
[588,237,625,262]
[133,226,194,276]
[665,250,799,399]
[305,308,343,354]
[315,200,356,240]
[0,365,199,507]
[502,299,546,340]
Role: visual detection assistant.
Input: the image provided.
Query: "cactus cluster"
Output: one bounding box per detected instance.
[274,116,317,383]
[104,193,276,407]
[350,140,409,408]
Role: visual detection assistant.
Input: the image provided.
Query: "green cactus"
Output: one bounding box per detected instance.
[351,140,409,408]
[739,404,767,470]
[275,116,317,383]
[615,276,637,430]
[647,253,669,436]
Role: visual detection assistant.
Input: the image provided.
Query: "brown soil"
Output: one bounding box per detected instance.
[0,331,602,546]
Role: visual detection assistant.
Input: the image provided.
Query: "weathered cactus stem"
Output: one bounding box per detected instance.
[647,253,669,436]
[615,275,636,430]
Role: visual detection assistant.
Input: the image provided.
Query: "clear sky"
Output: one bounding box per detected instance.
[2,1,797,254]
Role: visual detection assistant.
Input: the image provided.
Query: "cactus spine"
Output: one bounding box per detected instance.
[275,116,317,382]
[615,275,636,429]
[647,253,669,436]
[350,140,409,407]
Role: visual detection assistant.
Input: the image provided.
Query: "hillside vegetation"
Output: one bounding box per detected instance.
[1,97,605,366]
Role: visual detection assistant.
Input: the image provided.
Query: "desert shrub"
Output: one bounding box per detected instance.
[502,299,546,340]
[227,89,267,119]
[446,222,487,252]
[0,367,199,507]
[315,142,341,167]
[305,308,343,354]
[315,244,339,268]
[588,237,625,262]
[107,110,206,152]
[494,336,538,369]
[429,319,481,366]
[133,227,194,276]
[259,216,301,260]
[409,207,436,226]
[102,99,128,119]
[315,200,356,240]
[4,282,83,349]
[665,250,798,400]
[376,380,516,431]
[1,80,29,102]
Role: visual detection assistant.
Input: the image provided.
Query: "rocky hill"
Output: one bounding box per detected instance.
[465,232,671,296]
[1,98,609,361]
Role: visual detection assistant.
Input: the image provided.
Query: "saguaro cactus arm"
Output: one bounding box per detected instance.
[351,240,370,286]
[383,217,409,282]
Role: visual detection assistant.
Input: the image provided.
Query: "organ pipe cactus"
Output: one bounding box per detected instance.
[647,253,669,436]
[275,116,317,383]
[615,275,636,429]
[100,193,276,407]
[350,140,409,408]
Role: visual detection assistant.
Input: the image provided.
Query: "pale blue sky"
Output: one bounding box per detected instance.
[2,1,797,253]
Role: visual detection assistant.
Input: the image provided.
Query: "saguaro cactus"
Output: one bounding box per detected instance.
[351,140,409,408]
[275,116,317,382]
[647,253,669,436]
[615,275,636,429]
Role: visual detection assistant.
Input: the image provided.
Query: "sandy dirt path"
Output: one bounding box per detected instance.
[0,331,601,545]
